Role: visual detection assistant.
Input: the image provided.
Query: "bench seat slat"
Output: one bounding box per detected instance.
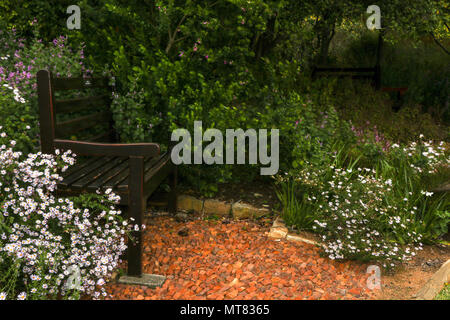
[71,157,127,189]
[59,156,113,188]
[85,157,131,191]
[142,154,173,197]
[144,153,172,183]
[60,156,101,178]
[99,158,131,190]
[105,155,164,191]
[115,155,168,190]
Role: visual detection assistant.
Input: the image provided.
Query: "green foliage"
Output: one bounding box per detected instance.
[338,31,450,123]
[0,87,38,154]
[0,27,86,155]
[310,79,447,144]
[0,0,448,273]
[275,178,318,230]
[434,283,450,300]
[1,1,447,196]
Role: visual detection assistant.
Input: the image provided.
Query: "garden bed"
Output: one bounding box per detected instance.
[178,179,279,210]
[106,212,378,300]
[373,243,450,300]
[108,210,450,300]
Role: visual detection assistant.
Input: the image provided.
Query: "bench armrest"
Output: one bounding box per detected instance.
[53,139,160,157]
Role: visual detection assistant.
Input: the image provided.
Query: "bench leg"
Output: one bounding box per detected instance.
[127,156,145,277]
[168,166,177,214]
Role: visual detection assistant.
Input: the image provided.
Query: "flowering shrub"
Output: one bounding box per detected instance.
[351,123,391,152]
[278,161,423,268]
[0,25,87,155]
[0,130,132,300]
[276,136,449,268]
[379,137,450,243]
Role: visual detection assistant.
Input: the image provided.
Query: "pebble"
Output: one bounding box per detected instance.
[106,216,376,300]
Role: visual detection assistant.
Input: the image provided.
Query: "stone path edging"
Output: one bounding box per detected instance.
[268,217,322,247]
[177,195,321,246]
[176,194,270,220]
[413,259,450,300]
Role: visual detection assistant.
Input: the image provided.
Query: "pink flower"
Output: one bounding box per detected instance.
[205,55,209,59]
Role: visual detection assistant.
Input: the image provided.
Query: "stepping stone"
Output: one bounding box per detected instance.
[232,202,269,219]
[118,274,166,288]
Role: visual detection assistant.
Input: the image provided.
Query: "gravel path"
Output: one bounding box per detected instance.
[106,216,378,300]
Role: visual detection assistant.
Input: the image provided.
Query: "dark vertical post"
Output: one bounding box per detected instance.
[127,156,145,277]
[311,66,317,81]
[168,166,178,214]
[374,30,383,90]
[37,70,56,154]
[108,77,117,142]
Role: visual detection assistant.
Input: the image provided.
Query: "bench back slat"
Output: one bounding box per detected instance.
[311,66,380,88]
[54,94,110,113]
[55,111,111,137]
[89,129,116,142]
[52,76,109,91]
[37,69,116,152]
[313,67,376,73]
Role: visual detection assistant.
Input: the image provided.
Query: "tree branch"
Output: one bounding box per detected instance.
[430,32,450,55]
[165,14,188,54]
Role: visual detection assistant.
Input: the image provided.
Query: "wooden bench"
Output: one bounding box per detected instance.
[381,87,408,99]
[312,31,384,89]
[37,69,177,278]
[311,66,381,89]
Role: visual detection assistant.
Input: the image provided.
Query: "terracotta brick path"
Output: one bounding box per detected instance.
[106,216,378,300]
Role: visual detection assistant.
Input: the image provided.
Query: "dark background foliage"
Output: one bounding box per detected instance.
[0,0,448,195]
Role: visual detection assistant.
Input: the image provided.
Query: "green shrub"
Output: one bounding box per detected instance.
[434,283,450,300]
[338,30,450,123]
[309,79,447,144]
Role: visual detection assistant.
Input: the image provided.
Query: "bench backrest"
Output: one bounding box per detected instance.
[37,70,116,154]
[311,66,381,89]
